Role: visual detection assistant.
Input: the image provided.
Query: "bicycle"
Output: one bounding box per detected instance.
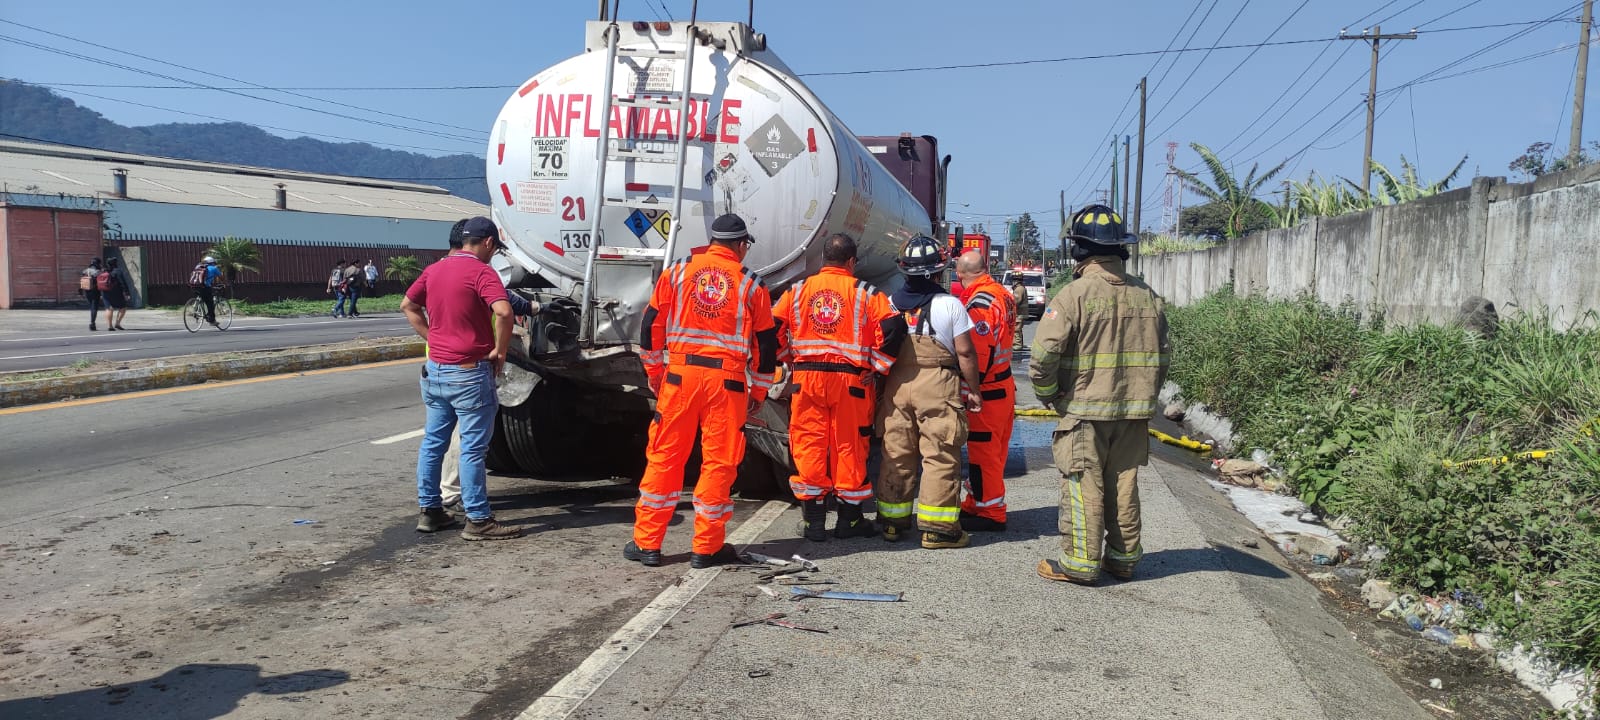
[183,290,233,332]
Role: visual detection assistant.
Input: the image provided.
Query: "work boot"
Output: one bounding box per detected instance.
[689,543,742,569]
[415,507,458,533]
[798,499,828,542]
[1101,560,1135,581]
[921,529,970,549]
[1037,559,1098,585]
[460,516,522,541]
[622,541,661,567]
[959,511,1007,533]
[833,502,878,539]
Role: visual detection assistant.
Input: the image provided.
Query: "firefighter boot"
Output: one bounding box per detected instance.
[832,501,878,539]
[799,498,828,542]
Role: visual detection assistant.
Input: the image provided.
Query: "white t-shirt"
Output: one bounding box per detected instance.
[892,294,973,356]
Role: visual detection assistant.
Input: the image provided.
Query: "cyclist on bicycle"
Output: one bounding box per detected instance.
[191,256,223,326]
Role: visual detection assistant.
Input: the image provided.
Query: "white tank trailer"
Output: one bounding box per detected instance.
[482,10,949,478]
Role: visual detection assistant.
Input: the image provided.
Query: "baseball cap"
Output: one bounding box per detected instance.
[461,216,499,241]
[709,214,754,244]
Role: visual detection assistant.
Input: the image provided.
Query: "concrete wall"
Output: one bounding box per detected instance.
[1140,164,1600,326]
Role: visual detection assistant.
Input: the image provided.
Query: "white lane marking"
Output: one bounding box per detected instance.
[0,347,134,361]
[0,317,406,343]
[371,428,425,445]
[516,500,791,720]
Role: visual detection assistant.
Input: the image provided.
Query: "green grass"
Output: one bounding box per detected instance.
[156,294,405,318]
[1167,287,1600,674]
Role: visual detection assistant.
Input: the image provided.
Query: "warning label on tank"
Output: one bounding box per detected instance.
[745,115,804,177]
[517,182,558,214]
[631,64,676,94]
[530,137,569,179]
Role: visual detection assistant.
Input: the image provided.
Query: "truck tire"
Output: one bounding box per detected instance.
[485,410,518,474]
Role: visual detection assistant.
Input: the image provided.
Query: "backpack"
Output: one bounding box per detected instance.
[189,264,207,287]
[80,271,95,291]
[96,271,117,292]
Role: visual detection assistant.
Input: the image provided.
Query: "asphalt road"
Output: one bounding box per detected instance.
[0,308,414,373]
[0,355,1446,720]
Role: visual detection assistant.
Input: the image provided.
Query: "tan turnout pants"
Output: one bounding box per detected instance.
[875,334,967,535]
[1052,417,1148,580]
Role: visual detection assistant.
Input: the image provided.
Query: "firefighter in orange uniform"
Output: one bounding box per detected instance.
[624,214,779,569]
[953,249,1017,532]
[774,234,906,541]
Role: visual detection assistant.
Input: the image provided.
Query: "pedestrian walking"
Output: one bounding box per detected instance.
[1030,204,1170,585]
[364,259,379,296]
[328,260,350,318]
[100,257,130,331]
[343,261,366,316]
[402,216,521,541]
[623,214,778,569]
[953,249,1017,532]
[874,235,984,550]
[773,233,904,542]
[81,258,103,331]
[1011,274,1029,351]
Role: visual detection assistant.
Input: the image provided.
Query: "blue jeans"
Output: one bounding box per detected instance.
[417,359,496,521]
[348,286,362,315]
[332,289,350,317]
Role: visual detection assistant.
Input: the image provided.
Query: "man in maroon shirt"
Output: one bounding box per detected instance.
[401,216,521,541]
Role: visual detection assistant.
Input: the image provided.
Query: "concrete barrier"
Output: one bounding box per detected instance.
[1140,163,1600,325]
[0,339,425,408]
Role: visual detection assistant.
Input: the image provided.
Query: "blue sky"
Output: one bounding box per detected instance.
[2,0,1593,238]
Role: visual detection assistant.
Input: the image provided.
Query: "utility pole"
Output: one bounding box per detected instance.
[1341,25,1416,196]
[1132,76,1147,273]
[1109,137,1119,212]
[1122,135,1131,222]
[1572,0,1594,162]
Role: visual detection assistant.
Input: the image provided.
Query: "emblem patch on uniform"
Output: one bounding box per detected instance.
[1043,306,1058,320]
[974,321,991,336]
[689,267,734,318]
[809,289,845,335]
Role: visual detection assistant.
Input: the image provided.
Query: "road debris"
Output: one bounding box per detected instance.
[747,668,772,679]
[293,519,317,525]
[740,551,791,567]
[789,554,819,572]
[789,587,902,602]
[730,612,827,633]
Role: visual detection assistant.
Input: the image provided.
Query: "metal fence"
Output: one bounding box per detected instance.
[113,234,447,286]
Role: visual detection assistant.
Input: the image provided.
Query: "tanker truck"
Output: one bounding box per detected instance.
[480,9,949,481]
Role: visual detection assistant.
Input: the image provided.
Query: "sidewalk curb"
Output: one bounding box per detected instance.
[0,340,425,408]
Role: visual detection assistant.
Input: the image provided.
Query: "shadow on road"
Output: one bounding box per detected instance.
[0,663,349,720]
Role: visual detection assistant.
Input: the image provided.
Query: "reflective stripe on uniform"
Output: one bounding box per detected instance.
[877,500,913,519]
[1105,543,1143,563]
[790,481,827,497]
[638,490,682,509]
[1066,472,1091,567]
[972,495,1006,508]
[1057,553,1099,574]
[1063,352,1169,370]
[1064,398,1157,416]
[693,499,735,520]
[916,503,960,523]
[836,487,874,502]
[1032,380,1060,398]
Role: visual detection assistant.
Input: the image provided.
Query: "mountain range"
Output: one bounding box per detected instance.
[0,80,490,205]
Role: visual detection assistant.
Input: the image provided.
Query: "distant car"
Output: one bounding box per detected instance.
[1002,269,1047,319]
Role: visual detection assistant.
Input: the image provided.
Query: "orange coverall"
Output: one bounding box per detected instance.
[959,274,1017,523]
[774,266,898,505]
[635,245,777,555]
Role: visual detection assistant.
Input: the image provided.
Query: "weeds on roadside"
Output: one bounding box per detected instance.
[1167,289,1600,672]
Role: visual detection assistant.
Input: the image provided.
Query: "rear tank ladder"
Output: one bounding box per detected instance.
[578,1,703,344]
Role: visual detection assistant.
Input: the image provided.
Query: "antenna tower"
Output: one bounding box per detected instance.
[1160,142,1179,235]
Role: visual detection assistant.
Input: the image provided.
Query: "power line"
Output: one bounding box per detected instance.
[1373,0,1430,28]
[1149,0,1309,144]
[27,86,478,155]
[1149,0,1222,98]
[7,82,517,91]
[796,20,1572,78]
[0,18,488,138]
[1415,0,1487,28]
[0,32,486,144]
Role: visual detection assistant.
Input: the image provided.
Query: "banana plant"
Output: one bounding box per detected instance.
[1173,142,1288,239]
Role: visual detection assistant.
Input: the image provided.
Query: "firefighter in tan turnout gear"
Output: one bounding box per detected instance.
[1030,204,1171,585]
[875,235,985,550]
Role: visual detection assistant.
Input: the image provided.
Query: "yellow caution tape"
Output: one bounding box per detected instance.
[1149,428,1213,454]
[1442,449,1555,469]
